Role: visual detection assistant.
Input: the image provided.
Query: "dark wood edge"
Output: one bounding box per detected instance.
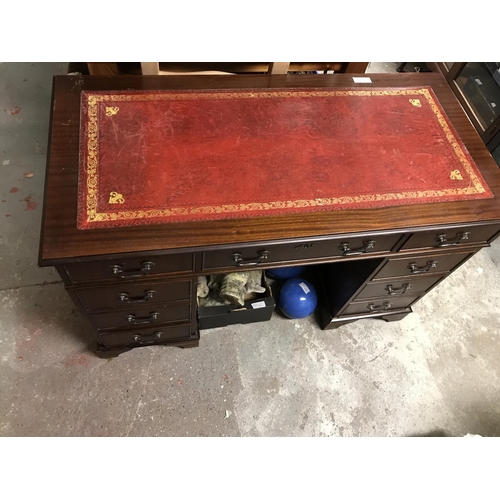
[77,296,193,314]
[338,304,417,320]
[319,307,414,329]
[66,276,193,292]
[353,274,447,302]
[95,338,200,358]
[437,63,466,83]
[368,270,448,284]
[91,304,192,332]
[347,292,427,305]
[375,246,482,262]
[335,288,418,318]
[372,250,478,284]
[40,220,499,267]
[38,77,57,268]
[58,243,491,289]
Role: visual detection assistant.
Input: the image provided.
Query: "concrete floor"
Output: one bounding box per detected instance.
[1,63,500,437]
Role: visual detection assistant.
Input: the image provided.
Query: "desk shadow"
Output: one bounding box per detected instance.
[407,429,450,437]
[453,406,500,437]
[406,408,500,437]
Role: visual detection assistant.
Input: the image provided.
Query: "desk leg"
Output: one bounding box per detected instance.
[180,340,200,349]
[323,319,356,330]
[95,339,200,358]
[96,344,133,358]
[320,307,413,330]
[380,309,412,322]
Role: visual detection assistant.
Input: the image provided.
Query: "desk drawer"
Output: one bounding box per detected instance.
[341,296,417,316]
[73,280,191,311]
[202,233,402,270]
[63,253,194,284]
[355,275,444,300]
[88,302,191,330]
[98,323,193,348]
[374,251,475,279]
[401,224,500,251]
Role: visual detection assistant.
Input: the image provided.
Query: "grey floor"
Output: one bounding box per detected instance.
[1,62,499,437]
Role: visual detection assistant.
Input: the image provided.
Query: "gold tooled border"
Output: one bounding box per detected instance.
[84,88,489,225]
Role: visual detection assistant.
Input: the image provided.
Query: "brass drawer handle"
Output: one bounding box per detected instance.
[118,290,156,303]
[339,240,376,256]
[408,261,438,274]
[133,331,162,345]
[110,261,155,279]
[436,232,470,247]
[368,302,392,311]
[385,283,412,295]
[232,250,270,267]
[127,312,160,325]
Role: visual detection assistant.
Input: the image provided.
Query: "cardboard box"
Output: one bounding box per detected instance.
[198,273,275,330]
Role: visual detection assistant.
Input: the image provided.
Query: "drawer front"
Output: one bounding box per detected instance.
[88,303,191,330]
[202,233,402,270]
[374,251,475,279]
[341,296,417,316]
[73,280,191,311]
[63,253,194,284]
[401,224,500,251]
[98,323,193,348]
[355,275,444,300]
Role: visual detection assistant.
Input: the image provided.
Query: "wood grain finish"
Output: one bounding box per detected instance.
[62,252,195,283]
[355,275,444,300]
[88,302,191,330]
[399,223,500,250]
[39,73,500,265]
[341,295,418,316]
[201,232,402,271]
[97,323,195,348]
[72,279,191,310]
[373,251,476,279]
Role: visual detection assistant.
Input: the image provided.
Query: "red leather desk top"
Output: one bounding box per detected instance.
[77,87,493,230]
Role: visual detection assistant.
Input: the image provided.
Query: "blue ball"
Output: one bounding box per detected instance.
[277,278,318,319]
[266,266,305,280]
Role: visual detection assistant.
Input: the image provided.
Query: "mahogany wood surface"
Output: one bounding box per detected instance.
[39,73,500,265]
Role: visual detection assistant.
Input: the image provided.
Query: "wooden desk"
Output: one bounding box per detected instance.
[39,73,500,357]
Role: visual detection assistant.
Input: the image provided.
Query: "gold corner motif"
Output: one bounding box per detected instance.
[409,99,421,107]
[109,191,125,204]
[450,169,463,180]
[105,106,119,116]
